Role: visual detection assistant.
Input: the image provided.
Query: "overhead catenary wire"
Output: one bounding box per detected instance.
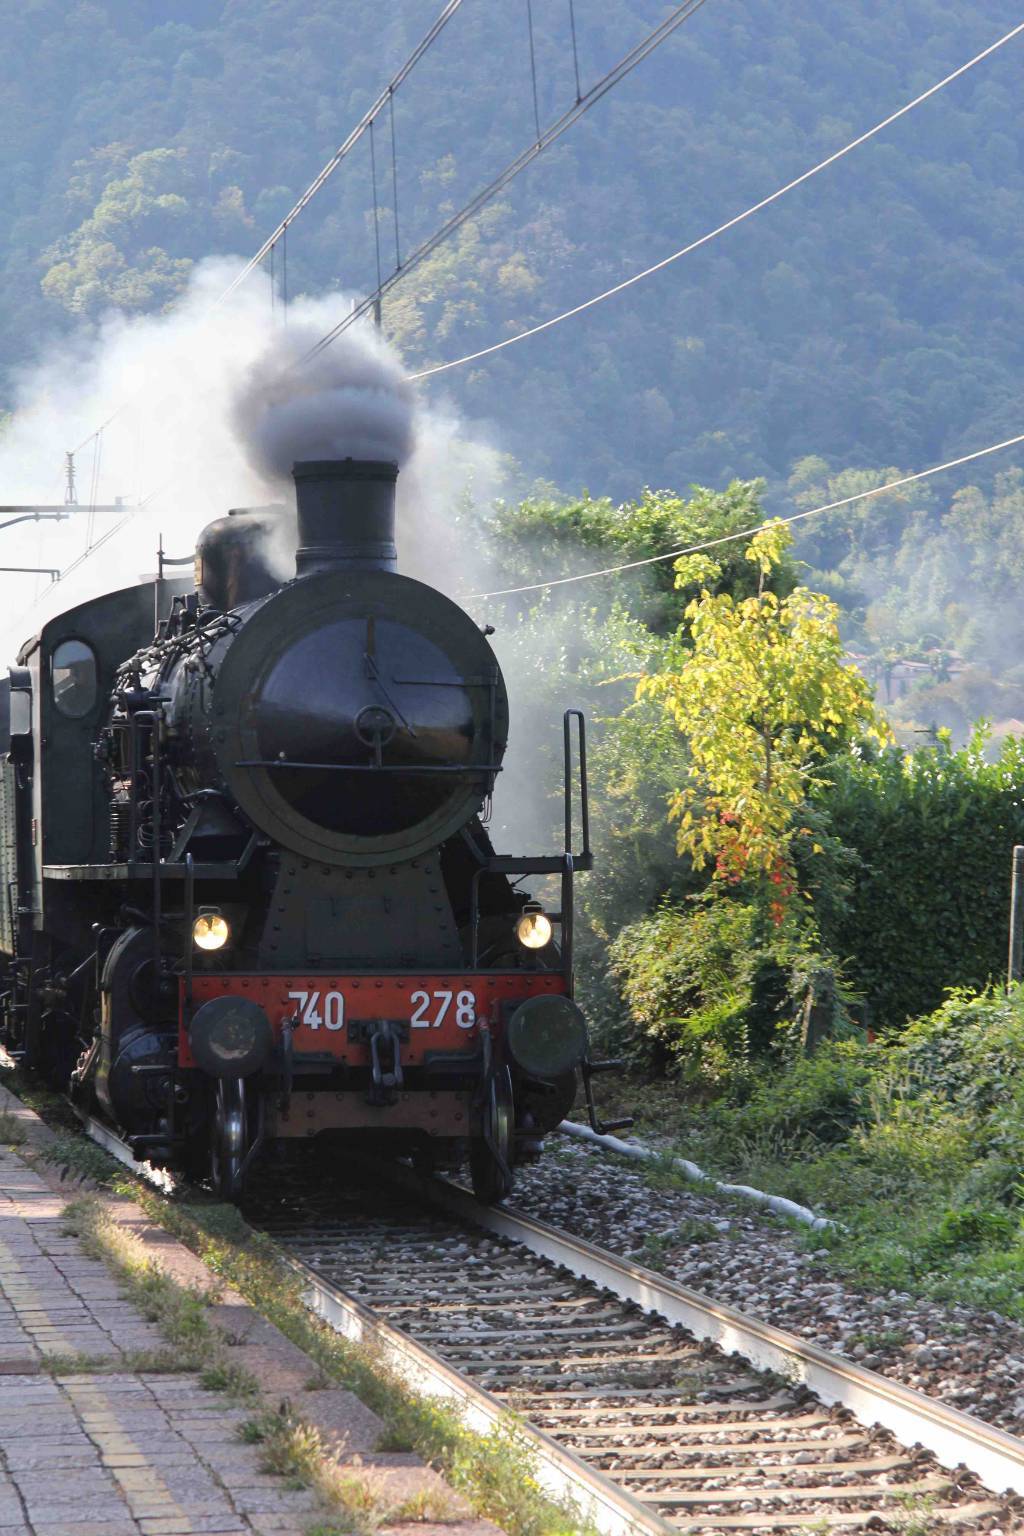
[526,0,543,142]
[566,0,583,103]
[368,117,383,293]
[408,17,1024,383]
[389,87,401,270]
[85,429,103,551]
[37,0,707,589]
[302,0,710,363]
[39,0,467,540]
[29,13,1024,604]
[217,0,466,303]
[458,431,1024,602]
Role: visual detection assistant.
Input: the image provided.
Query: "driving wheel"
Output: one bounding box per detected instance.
[210,1076,249,1202]
[469,1064,514,1204]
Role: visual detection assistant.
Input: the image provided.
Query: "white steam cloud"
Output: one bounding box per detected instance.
[0,258,504,659]
[233,322,416,479]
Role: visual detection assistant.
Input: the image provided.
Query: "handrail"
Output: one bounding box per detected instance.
[562,709,592,868]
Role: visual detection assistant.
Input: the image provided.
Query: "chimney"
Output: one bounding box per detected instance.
[292,458,398,577]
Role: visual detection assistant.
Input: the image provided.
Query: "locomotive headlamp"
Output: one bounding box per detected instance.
[506,995,588,1080]
[515,904,553,950]
[193,909,230,951]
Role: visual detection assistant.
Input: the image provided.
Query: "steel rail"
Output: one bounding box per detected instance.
[76,1110,668,1535]
[78,1109,1024,1506]
[295,1248,672,1536]
[400,1165,1024,1498]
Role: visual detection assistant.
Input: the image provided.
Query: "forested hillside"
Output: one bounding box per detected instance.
[2,0,1022,501]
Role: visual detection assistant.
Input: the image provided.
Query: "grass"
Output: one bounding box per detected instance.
[627,993,1024,1320]
[40,1347,200,1376]
[2,1059,593,1534]
[58,1196,391,1533]
[61,1196,238,1374]
[0,1108,27,1145]
[37,1130,123,1185]
[639,1216,722,1267]
[127,1189,596,1536]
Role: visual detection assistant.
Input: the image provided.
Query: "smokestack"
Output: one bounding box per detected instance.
[293,458,398,577]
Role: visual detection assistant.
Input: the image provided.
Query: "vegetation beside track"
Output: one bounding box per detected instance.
[130,1191,595,1536]
[630,985,1024,1317]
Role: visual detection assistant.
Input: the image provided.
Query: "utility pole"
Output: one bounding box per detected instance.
[1008,845,1024,988]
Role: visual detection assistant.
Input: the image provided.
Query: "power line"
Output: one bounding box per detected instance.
[526,0,542,143]
[458,431,1024,602]
[17,0,710,610]
[217,0,467,303]
[409,18,1024,383]
[302,0,710,363]
[53,0,466,481]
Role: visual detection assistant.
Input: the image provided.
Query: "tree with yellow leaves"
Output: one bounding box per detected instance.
[639,521,888,922]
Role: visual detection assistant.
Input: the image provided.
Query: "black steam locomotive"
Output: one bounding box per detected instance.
[0,458,626,1200]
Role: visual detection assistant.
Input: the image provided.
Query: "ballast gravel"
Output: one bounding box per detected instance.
[512,1137,1024,1440]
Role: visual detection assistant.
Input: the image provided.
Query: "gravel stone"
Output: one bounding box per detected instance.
[512,1138,1024,1439]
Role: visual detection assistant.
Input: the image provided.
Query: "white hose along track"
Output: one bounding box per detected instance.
[557,1121,835,1230]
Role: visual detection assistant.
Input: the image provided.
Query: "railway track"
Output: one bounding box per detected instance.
[76,1111,1024,1533]
[243,1159,1024,1536]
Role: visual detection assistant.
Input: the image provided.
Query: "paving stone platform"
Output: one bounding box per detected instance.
[0,1152,322,1536]
[0,1138,501,1536]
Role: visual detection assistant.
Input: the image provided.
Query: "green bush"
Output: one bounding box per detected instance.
[608,895,839,1088]
[666,985,1024,1311]
[812,731,1024,1026]
[710,1041,874,1148]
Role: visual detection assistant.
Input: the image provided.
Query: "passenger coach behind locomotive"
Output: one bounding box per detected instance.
[0,458,627,1200]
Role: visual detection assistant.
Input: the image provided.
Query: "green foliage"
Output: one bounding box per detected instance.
[640,521,885,896]
[812,729,1024,1023]
[479,482,797,1043]
[6,2,1020,496]
[479,480,793,631]
[39,145,243,315]
[662,986,1024,1313]
[794,462,1024,742]
[706,1040,874,1149]
[608,895,840,1085]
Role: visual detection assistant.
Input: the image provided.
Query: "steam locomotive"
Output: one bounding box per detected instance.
[0,458,626,1200]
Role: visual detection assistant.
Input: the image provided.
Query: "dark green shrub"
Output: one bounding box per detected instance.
[716,1042,874,1146]
[812,731,1024,1026]
[608,895,841,1088]
[925,1206,1016,1255]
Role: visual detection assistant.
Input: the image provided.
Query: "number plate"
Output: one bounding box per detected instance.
[180,972,568,1065]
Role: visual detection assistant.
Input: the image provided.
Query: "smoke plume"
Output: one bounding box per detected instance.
[0,259,504,658]
[231,322,416,480]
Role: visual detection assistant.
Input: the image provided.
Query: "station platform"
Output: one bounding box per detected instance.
[0,1118,498,1536]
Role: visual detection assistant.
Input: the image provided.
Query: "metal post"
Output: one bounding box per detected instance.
[1008,846,1024,988]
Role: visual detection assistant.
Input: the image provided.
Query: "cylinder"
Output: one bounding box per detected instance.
[293,459,398,577]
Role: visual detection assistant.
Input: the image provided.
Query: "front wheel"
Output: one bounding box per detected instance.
[470,1065,514,1204]
[210,1077,250,1202]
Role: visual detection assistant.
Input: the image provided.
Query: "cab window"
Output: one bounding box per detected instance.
[51,639,98,719]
